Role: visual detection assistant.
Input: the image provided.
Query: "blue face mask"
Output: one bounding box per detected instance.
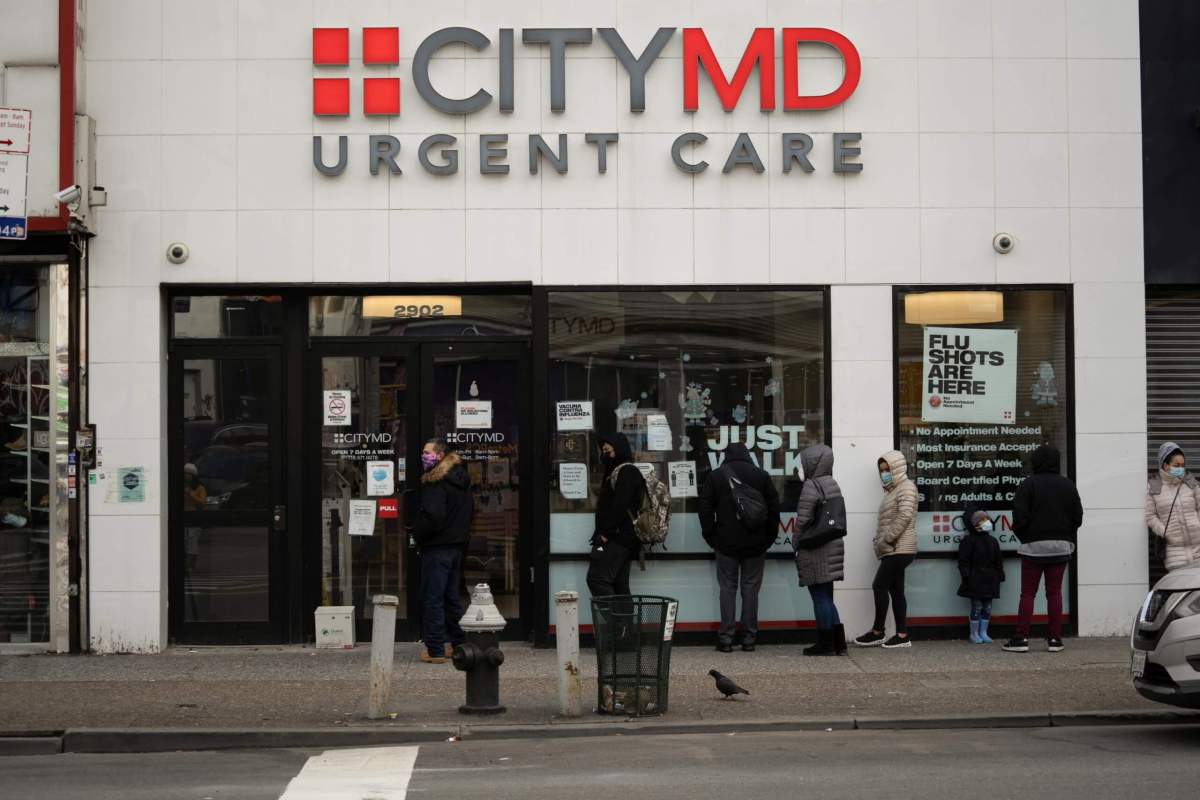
[979,519,994,532]
[1169,466,1186,479]
[880,471,893,486]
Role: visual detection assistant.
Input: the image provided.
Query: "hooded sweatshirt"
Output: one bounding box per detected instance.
[874,450,918,558]
[593,433,645,552]
[1012,445,1083,562]
[413,451,473,550]
[698,442,781,558]
[793,444,845,585]
[956,503,1005,599]
[1146,441,1200,571]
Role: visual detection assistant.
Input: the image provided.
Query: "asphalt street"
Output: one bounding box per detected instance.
[5,724,1200,800]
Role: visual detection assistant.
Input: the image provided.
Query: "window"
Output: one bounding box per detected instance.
[171,295,284,338]
[547,289,828,628]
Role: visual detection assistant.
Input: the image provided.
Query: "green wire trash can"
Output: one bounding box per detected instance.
[591,595,679,716]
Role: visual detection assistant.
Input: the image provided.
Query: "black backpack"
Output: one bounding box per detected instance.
[722,465,768,530]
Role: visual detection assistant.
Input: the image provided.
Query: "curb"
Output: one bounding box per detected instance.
[4,709,1198,756]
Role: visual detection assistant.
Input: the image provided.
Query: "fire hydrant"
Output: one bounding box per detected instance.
[451,583,507,715]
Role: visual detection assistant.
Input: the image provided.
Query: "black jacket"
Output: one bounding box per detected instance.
[413,452,473,550]
[957,504,1005,599]
[1012,445,1083,550]
[698,443,781,558]
[593,433,645,552]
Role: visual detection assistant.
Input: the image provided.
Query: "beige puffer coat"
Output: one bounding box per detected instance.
[1146,470,1200,571]
[874,450,918,558]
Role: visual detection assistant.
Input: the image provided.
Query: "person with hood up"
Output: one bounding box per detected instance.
[957,504,1005,644]
[1146,442,1200,572]
[855,450,919,649]
[1004,444,1082,653]
[699,442,781,652]
[588,433,646,599]
[793,444,847,656]
[413,438,472,664]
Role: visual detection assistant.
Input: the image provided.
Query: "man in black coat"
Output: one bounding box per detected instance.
[588,433,646,598]
[413,438,473,664]
[1004,444,1083,653]
[698,442,781,652]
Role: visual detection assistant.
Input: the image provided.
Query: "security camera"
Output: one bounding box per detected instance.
[993,232,1014,254]
[166,243,190,264]
[54,185,82,205]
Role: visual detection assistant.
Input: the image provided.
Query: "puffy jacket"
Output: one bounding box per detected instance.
[593,433,645,552]
[413,452,473,550]
[793,444,845,586]
[1012,445,1082,562]
[874,450,918,558]
[1146,442,1200,571]
[699,442,781,558]
[957,503,1005,599]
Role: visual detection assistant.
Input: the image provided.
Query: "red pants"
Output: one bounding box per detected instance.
[1016,558,1068,638]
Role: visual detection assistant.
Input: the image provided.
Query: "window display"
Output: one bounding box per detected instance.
[547,289,827,625]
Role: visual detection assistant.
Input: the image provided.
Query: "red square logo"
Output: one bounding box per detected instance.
[363,27,400,65]
[363,77,400,115]
[378,498,399,519]
[313,78,350,116]
[313,28,349,65]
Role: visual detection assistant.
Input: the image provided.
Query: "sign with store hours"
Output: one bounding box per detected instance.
[922,327,1017,425]
[0,153,29,241]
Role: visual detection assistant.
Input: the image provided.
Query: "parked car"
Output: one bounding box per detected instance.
[1131,563,1200,709]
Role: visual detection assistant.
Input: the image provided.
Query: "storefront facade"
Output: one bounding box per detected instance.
[81,0,1147,651]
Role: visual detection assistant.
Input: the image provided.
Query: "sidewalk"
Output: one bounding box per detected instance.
[0,637,1172,740]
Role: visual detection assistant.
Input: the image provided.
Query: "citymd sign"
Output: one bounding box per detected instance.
[312,26,864,177]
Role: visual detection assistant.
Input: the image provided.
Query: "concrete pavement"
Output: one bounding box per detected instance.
[0,637,1187,751]
[6,725,1200,800]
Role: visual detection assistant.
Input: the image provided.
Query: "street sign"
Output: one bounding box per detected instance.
[0,107,32,154]
[0,153,29,240]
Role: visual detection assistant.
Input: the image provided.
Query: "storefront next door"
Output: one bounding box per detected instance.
[309,341,530,642]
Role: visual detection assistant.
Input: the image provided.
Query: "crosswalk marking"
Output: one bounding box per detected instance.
[278,746,419,800]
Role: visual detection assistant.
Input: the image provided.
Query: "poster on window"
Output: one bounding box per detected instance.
[366,460,394,496]
[556,401,594,431]
[668,461,698,498]
[456,400,492,429]
[921,327,1018,425]
[559,462,588,500]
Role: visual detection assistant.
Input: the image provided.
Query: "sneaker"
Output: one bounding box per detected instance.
[419,650,446,664]
[1047,637,1065,653]
[882,634,912,649]
[716,642,733,653]
[1003,637,1030,653]
[854,630,886,647]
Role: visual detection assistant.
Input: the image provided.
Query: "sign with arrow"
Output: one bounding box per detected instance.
[0,107,32,155]
[0,153,29,240]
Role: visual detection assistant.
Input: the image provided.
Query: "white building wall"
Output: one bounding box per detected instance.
[82,0,1144,650]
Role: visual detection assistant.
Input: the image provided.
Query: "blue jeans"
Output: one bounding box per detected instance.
[421,547,466,656]
[970,598,993,621]
[808,581,841,630]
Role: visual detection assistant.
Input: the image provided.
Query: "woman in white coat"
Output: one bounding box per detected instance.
[1146,441,1200,572]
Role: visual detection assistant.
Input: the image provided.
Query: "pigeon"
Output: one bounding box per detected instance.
[709,669,749,700]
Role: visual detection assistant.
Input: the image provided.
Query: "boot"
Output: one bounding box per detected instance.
[969,619,982,644]
[803,629,836,656]
[832,624,848,656]
[978,618,993,644]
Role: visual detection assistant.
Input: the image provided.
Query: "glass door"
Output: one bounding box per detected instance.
[169,350,287,643]
[422,343,528,630]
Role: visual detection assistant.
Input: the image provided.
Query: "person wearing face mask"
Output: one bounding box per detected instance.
[855,450,919,648]
[588,433,646,599]
[957,504,1005,644]
[1146,442,1200,572]
[412,438,472,664]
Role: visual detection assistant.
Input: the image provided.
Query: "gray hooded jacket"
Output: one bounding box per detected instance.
[793,445,846,586]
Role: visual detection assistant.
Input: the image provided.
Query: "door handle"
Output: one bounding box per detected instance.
[273,505,286,531]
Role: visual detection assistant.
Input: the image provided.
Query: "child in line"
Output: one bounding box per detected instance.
[958,504,1005,644]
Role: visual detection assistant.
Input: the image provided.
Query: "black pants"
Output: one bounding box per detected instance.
[715,552,765,644]
[587,539,634,597]
[872,553,915,634]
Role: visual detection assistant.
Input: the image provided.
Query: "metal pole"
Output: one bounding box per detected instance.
[555,590,582,717]
[367,594,399,719]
